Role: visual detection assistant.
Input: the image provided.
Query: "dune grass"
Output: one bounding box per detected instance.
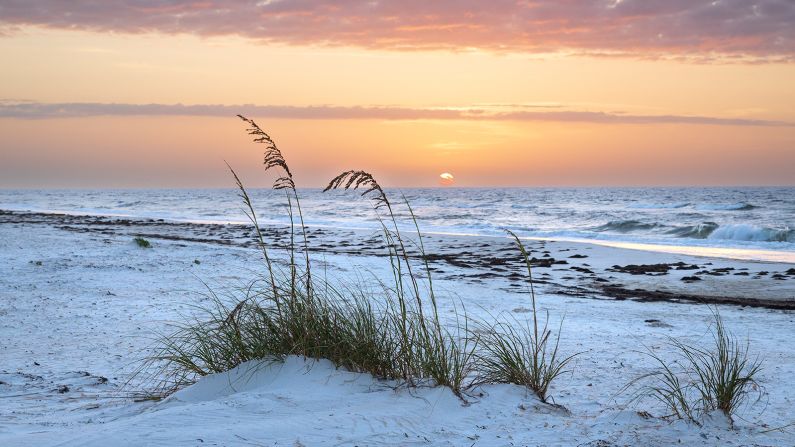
[475,231,578,403]
[140,119,451,393]
[323,171,484,395]
[628,310,763,425]
[139,115,577,403]
[141,115,762,421]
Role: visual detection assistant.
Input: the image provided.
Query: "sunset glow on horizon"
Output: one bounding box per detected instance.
[1,1,794,188]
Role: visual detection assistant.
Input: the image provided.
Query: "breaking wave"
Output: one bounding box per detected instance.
[708,224,794,243]
[696,202,757,211]
[666,222,719,239]
[595,220,793,243]
[595,220,661,233]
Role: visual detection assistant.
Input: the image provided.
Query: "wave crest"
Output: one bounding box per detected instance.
[708,224,794,243]
[666,222,719,239]
[596,220,660,233]
[696,202,757,211]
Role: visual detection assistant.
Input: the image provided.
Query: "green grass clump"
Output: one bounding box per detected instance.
[475,231,577,403]
[628,310,763,425]
[134,237,152,248]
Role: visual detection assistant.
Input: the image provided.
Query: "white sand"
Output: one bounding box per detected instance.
[1,218,794,446]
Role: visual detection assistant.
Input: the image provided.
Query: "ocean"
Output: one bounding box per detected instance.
[1,187,793,261]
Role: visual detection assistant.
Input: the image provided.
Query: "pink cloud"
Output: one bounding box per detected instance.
[0,0,793,61]
[0,101,790,126]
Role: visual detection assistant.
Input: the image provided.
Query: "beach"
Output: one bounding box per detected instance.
[3,2,795,444]
[1,209,794,446]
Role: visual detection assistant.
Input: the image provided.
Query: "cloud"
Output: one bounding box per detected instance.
[0,101,789,126]
[0,1,793,61]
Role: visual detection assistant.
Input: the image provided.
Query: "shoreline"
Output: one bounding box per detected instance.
[2,204,793,263]
[2,209,793,309]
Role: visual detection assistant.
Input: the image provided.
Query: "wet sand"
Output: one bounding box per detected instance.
[3,209,792,309]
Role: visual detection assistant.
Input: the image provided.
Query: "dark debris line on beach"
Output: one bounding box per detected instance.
[2,209,793,310]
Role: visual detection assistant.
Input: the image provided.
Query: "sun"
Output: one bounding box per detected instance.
[439,172,455,186]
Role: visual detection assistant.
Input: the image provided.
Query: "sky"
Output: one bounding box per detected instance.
[0,0,794,188]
